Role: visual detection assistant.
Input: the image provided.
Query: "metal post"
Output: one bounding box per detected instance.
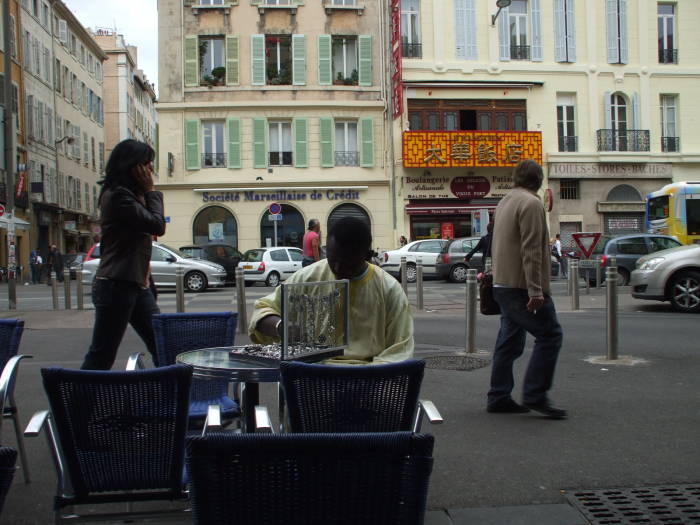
[273,218,278,247]
[76,264,84,310]
[235,267,247,335]
[570,260,579,311]
[596,256,602,288]
[567,265,573,296]
[606,260,618,360]
[3,0,16,313]
[585,268,591,295]
[465,269,477,353]
[400,256,407,295]
[7,270,16,310]
[175,266,185,313]
[416,257,424,311]
[63,269,71,309]
[51,272,59,310]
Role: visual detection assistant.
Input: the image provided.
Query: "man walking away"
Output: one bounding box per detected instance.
[47,245,64,284]
[487,160,566,419]
[302,219,321,267]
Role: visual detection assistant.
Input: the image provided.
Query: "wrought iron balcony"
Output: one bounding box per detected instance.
[401,43,422,59]
[558,136,578,152]
[658,48,678,64]
[202,153,227,168]
[596,129,650,152]
[661,136,680,152]
[335,151,359,166]
[510,45,530,60]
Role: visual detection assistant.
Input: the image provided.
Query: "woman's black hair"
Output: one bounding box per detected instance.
[99,139,155,196]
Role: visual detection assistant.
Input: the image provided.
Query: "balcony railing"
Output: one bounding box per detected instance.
[401,43,422,58]
[658,48,678,64]
[661,136,680,152]
[558,136,578,152]
[335,151,359,166]
[596,129,650,152]
[510,45,530,60]
[202,153,226,168]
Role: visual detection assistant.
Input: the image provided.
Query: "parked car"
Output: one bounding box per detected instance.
[436,237,483,283]
[381,239,448,283]
[179,244,242,284]
[82,242,227,292]
[631,244,700,313]
[579,234,682,286]
[238,247,304,287]
[63,252,86,280]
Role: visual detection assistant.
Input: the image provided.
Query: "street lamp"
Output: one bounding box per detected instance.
[55,136,75,146]
[491,0,511,26]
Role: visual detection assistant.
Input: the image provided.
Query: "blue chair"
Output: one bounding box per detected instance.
[272,359,442,433]
[0,319,31,483]
[187,431,435,525]
[147,312,240,423]
[25,365,192,523]
[0,446,17,516]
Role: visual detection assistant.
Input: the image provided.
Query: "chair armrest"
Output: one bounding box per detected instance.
[125,352,146,371]
[419,399,443,424]
[0,355,32,408]
[254,405,273,433]
[24,410,49,437]
[202,404,222,436]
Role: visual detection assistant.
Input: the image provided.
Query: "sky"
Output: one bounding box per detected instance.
[64,0,159,96]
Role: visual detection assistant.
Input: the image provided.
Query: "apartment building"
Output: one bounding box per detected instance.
[93,30,157,159]
[394,0,700,248]
[157,0,393,252]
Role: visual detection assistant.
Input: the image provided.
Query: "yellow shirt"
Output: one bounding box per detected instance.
[248,260,415,365]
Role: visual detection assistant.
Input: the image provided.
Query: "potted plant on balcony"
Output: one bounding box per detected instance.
[345,69,358,85]
[333,72,345,85]
[211,66,226,85]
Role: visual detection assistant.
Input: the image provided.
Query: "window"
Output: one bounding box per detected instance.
[11,84,19,131]
[199,37,225,84]
[332,36,358,84]
[42,3,49,27]
[649,236,680,252]
[99,142,105,172]
[407,100,527,131]
[335,121,358,166]
[401,0,421,58]
[70,33,76,55]
[660,95,678,152]
[333,0,357,4]
[554,0,576,62]
[79,44,85,65]
[265,35,291,85]
[43,47,51,83]
[22,31,30,70]
[200,0,225,4]
[268,121,292,166]
[84,182,90,212]
[269,249,289,262]
[37,101,44,142]
[615,238,648,255]
[201,121,226,167]
[83,132,89,165]
[557,94,577,152]
[9,15,16,58]
[55,59,61,92]
[509,0,529,59]
[657,4,676,63]
[606,0,628,64]
[26,95,34,138]
[559,180,579,200]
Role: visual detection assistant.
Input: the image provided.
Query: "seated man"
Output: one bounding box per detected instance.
[249,217,414,364]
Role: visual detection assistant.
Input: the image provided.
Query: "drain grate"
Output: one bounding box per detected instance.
[566,484,700,524]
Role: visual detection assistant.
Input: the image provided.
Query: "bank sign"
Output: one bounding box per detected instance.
[201,189,361,203]
[404,175,513,200]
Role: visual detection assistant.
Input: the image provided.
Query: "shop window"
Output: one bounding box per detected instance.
[192,206,238,247]
[260,204,304,248]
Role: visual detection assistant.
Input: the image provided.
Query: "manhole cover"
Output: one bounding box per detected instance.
[566,484,700,524]
[423,353,491,371]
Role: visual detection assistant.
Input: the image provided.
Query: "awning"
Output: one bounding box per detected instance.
[406,203,497,216]
[0,217,31,230]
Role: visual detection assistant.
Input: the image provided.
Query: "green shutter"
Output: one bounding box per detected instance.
[227,118,241,169]
[292,34,306,86]
[184,35,199,87]
[251,34,265,86]
[294,118,308,168]
[225,35,239,86]
[317,35,332,86]
[360,117,374,167]
[185,119,200,171]
[358,35,372,87]
[250,0,261,4]
[319,118,334,168]
[252,118,267,168]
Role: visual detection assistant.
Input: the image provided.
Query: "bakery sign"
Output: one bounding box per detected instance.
[404,175,513,200]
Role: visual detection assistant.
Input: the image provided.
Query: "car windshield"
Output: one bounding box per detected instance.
[242,249,265,262]
[157,244,189,259]
[592,236,612,255]
[179,247,200,259]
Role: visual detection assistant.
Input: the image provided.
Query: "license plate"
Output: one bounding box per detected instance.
[243,264,253,270]
[578,260,597,268]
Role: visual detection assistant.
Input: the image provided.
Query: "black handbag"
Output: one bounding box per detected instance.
[479,272,501,315]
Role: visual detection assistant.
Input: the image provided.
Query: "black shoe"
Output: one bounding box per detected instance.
[523,401,567,420]
[487,399,530,414]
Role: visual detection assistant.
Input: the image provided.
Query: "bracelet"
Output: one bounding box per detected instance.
[274,319,282,337]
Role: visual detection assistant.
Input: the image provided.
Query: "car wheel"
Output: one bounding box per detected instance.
[405,263,417,283]
[449,264,468,283]
[184,271,207,292]
[669,271,700,313]
[266,271,281,287]
[616,268,630,287]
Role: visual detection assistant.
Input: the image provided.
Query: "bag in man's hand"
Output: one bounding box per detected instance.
[479,272,501,315]
[551,244,559,257]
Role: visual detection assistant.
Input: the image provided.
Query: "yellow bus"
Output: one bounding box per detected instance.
[646,182,700,245]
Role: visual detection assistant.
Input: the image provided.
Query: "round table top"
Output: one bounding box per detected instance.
[176,347,281,382]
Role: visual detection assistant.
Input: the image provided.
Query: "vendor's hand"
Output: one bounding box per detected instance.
[526,295,545,313]
[134,163,154,194]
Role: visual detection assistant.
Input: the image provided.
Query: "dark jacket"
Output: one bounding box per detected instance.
[96,186,166,285]
[466,232,492,260]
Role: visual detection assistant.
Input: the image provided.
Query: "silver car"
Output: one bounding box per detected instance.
[82,242,227,292]
[631,244,700,313]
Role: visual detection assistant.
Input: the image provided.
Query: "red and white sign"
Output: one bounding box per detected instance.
[450,176,491,200]
[572,232,603,258]
[440,222,454,240]
[0,204,5,217]
[268,202,282,215]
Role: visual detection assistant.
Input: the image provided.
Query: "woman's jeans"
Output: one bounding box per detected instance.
[488,288,563,406]
[81,279,160,370]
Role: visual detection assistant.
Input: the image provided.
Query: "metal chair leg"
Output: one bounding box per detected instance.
[11,411,30,483]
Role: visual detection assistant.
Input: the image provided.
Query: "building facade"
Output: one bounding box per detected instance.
[156,0,394,253]
[395,0,700,250]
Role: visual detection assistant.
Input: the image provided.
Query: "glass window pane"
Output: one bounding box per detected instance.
[335,123,345,150]
[282,123,292,151]
[427,112,439,130]
[348,123,357,150]
[214,122,224,153]
[444,113,458,130]
[270,123,280,152]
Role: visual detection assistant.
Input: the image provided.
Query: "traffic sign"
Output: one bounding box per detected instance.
[0,204,4,217]
[269,202,282,215]
[268,214,283,221]
[572,232,603,259]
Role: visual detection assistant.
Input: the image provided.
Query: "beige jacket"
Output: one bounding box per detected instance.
[492,187,551,297]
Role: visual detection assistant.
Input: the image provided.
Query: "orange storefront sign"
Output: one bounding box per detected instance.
[403,131,543,168]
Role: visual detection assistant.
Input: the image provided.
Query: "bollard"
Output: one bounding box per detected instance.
[76,264,84,310]
[50,272,59,310]
[235,267,247,335]
[465,268,477,354]
[595,256,602,288]
[7,271,16,310]
[606,262,618,360]
[63,269,72,309]
[175,266,185,313]
[416,257,424,311]
[570,260,580,310]
[400,256,408,296]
